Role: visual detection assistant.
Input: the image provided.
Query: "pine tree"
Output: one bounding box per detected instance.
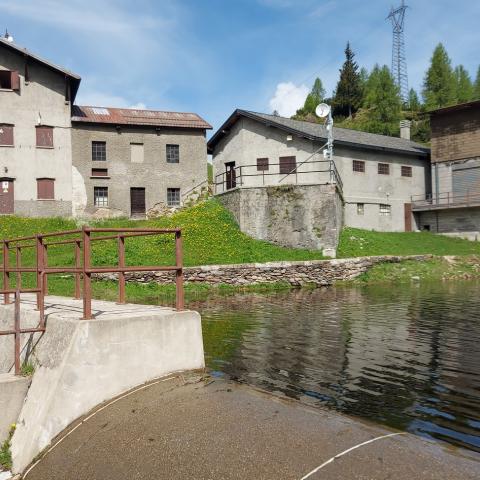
[362,65,402,135]
[422,43,456,110]
[333,42,363,118]
[310,77,326,102]
[408,88,421,111]
[359,67,369,102]
[454,65,473,103]
[293,77,326,119]
[473,66,480,100]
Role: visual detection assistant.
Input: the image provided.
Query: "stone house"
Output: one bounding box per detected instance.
[0,37,211,218]
[208,110,430,254]
[412,100,480,238]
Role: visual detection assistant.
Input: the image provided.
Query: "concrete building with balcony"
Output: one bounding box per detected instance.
[412,101,480,239]
[209,110,430,254]
[0,36,211,219]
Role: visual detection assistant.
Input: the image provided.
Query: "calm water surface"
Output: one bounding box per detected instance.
[194,282,480,454]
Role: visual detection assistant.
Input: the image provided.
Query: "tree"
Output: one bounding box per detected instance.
[359,67,369,101]
[422,43,456,110]
[362,65,402,135]
[333,42,363,118]
[293,77,326,119]
[454,65,473,103]
[408,88,421,111]
[473,66,480,100]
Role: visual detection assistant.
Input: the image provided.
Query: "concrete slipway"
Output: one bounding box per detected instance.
[23,374,479,480]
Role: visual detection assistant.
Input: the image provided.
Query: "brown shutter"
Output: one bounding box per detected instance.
[37,179,54,199]
[11,71,20,91]
[0,125,14,146]
[279,156,297,174]
[36,126,54,148]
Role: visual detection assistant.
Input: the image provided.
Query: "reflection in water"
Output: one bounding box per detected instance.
[196,282,480,454]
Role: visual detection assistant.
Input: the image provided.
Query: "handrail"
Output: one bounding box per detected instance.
[1,226,185,374]
[214,159,343,194]
[411,190,480,209]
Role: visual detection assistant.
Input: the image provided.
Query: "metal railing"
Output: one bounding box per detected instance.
[0,227,184,374]
[411,191,480,210]
[214,159,343,194]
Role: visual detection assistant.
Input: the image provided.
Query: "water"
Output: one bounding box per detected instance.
[196,282,480,454]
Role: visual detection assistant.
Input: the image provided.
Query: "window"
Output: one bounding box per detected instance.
[378,163,390,175]
[0,124,14,146]
[401,165,412,177]
[166,144,180,163]
[92,141,106,161]
[36,126,53,148]
[357,203,364,215]
[130,143,144,163]
[257,158,269,171]
[279,156,296,175]
[94,186,108,207]
[91,168,108,177]
[352,160,365,173]
[167,188,180,206]
[379,204,391,216]
[37,178,54,200]
[0,70,19,90]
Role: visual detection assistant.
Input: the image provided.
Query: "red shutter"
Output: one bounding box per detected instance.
[0,125,14,146]
[11,71,20,91]
[36,126,54,148]
[37,179,54,199]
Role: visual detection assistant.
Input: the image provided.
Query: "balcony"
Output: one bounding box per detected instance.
[411,191,480,211]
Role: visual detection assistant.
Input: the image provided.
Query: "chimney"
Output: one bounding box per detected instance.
[400,120,411,140]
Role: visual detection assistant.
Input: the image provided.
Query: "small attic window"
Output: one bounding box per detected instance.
[91,107,109,115]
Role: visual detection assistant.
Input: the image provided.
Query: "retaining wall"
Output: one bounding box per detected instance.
[97,255,433,287]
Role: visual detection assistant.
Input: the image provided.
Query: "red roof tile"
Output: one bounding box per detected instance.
[71,106,212,130]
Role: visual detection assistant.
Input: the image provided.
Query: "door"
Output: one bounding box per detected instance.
[404,203,412,232]
[0,178,14,214]
[225,162,236,190]
[130,187,146,217]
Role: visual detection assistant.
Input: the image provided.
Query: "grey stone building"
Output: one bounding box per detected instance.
[71,107,211,219]
[208,110,430,254]
[0,37,80,216]
[0,37,211,219]
[412,100,480,239]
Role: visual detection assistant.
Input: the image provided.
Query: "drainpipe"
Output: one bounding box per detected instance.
[434,163,439,204]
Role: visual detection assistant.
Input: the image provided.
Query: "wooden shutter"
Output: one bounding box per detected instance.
[36,126,54,148]
[279,156,296,174]
[11,71,20,91]
[37,178,54,199]
[0,125,14,146]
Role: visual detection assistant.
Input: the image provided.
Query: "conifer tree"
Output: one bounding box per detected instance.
[473,66,480,101]
[293,77,326,119]
[333,42,363,118]
[454,65,473,103]
[422,43,456,110]
[408,88,421,111]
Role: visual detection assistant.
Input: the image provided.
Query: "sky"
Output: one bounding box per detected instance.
[0,0,479,134]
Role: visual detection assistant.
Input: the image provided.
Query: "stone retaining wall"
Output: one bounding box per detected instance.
[96,255,433,287]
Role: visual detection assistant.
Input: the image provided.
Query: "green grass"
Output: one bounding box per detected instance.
[0,424,15,471]
[337,227,480,258]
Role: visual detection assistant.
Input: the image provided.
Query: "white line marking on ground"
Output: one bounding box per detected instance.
[299,432,407,479]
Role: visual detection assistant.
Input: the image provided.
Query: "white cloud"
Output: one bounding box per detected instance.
[269,82,309,117]
[128,102,147,110]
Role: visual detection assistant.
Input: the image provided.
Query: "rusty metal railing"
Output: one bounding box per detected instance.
[0,227,184,374]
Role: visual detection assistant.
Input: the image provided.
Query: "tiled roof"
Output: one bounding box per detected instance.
[71,105,212,130]
[208,109,430,157]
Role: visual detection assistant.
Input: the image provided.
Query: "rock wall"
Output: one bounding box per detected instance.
[216,184,343,257]
[97,255,433,287]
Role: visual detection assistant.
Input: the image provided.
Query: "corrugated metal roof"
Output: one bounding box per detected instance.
[71,105,212,129]
[208,109,430,157]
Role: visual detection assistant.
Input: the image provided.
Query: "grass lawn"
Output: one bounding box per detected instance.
[337,227,480,258]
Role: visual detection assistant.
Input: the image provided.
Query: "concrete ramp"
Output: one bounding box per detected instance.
[4,295,204,473]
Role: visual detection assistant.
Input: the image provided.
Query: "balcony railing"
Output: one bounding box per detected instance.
[411,191,480,210]
[214,160,343,194]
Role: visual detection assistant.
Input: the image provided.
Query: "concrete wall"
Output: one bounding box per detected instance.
[71,124,208,218]
[217,184,343,256]
[0,374,30,443]
[212,117,429,232]
[0,46,73,216]
[6,296,204,473]
[417,206,480,235]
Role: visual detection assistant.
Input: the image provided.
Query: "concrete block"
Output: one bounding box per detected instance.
[0,374,30,442]
[5,296,204,474]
